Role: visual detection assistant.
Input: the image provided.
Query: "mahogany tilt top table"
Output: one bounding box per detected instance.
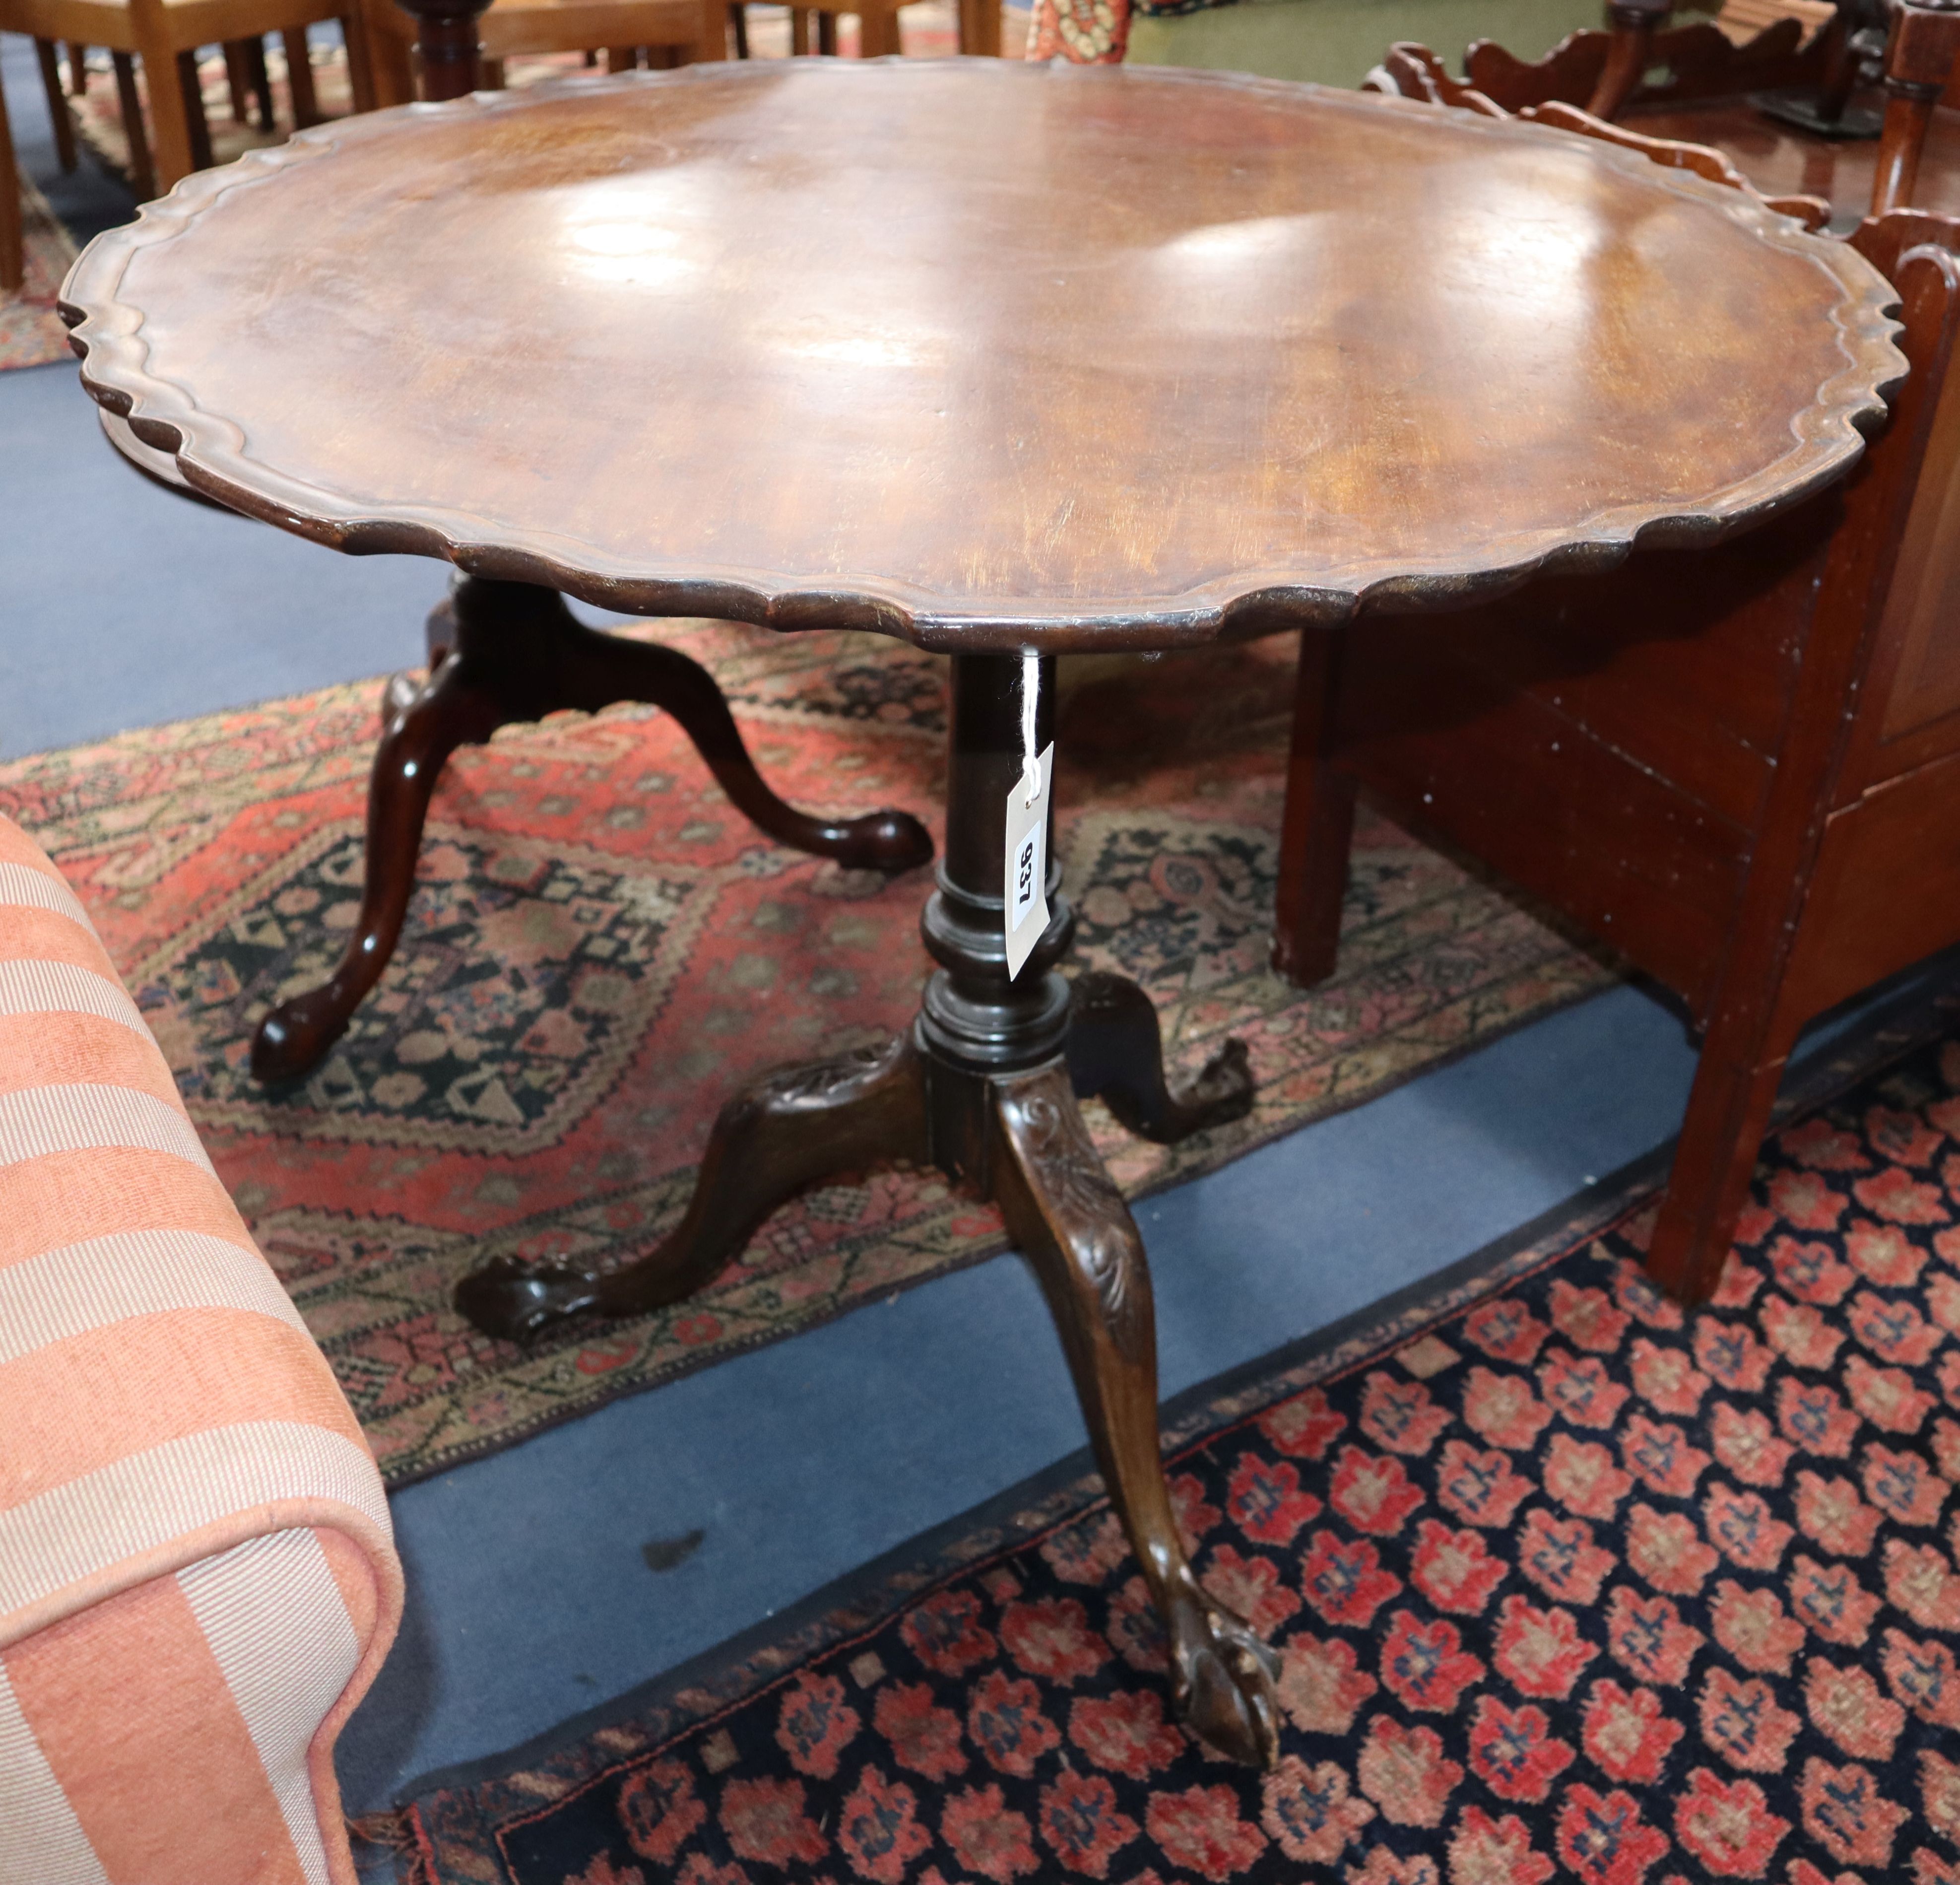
[61,57,1904,1766]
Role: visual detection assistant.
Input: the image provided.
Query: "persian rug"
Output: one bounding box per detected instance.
[391,990,1960,1885]
[0,174,77,372]
[0,627,1609,1484]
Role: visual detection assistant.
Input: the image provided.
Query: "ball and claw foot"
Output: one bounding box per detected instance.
[1169,1585,1283,1767]
[825,808,935,875]
[453,1254,605,1345]
[252,987,357,1084]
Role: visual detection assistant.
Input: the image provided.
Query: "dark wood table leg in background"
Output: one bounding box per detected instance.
[1585,0,1664,120]
[1871,0,1960,212]
[250,574,934,1081]
[454,651,1278,1766]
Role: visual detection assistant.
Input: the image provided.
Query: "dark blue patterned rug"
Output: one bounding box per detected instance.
[389,989,1960,1885]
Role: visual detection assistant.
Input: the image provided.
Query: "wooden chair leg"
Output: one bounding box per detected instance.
[283,27,321,126]
[0,65,25,295]
[186,52,215,167]
[244,34,274,128]
[222,39,252,122]
[112,52,157,199]
[957,0,1000,54]
[790,7,810,51]
[692,0,728,58]
[604,44,639,69]
[148,46,212,185]
[1270,627,1357,987]
[480,55,506,86]
[817,10,837,52]
[862,5,901,53]
[1646,1008,1805,1307]
[34,40,78,172]
[729,2,749,55]
[339,8,386,112]
[65,42,89,93]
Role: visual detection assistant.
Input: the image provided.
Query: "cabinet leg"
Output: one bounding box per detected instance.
[1647,1018,1799,1305]
[992,1065,1280,1766]
[1270,625,1355,988]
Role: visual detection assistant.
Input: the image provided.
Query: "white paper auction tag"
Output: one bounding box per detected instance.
[1004,743,1053,981]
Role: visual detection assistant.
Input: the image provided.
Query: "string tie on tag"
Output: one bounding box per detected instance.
[1020,652,1042,808]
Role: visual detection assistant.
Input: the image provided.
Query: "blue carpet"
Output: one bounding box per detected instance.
[0,359,450,760]
[1,31,444,763]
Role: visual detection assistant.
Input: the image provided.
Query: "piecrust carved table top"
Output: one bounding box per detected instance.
[62,58,1904,651]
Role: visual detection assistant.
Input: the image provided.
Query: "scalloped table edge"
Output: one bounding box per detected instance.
[58,61,1910,653]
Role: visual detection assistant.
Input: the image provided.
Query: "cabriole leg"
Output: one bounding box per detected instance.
[992,1065,1280,1766]
[455,1033,928,1340]
[256,575,931,1081]
[251,637,507,1081]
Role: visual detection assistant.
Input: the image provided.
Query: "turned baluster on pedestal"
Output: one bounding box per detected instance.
[390,0,492,97]
[1587,0,1673,120]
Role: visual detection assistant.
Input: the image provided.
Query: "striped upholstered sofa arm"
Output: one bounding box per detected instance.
[0,813,403,1885]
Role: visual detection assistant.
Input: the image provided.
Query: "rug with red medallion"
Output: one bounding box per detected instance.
[392,991,1960,1885]
[0,625,1608,1484]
